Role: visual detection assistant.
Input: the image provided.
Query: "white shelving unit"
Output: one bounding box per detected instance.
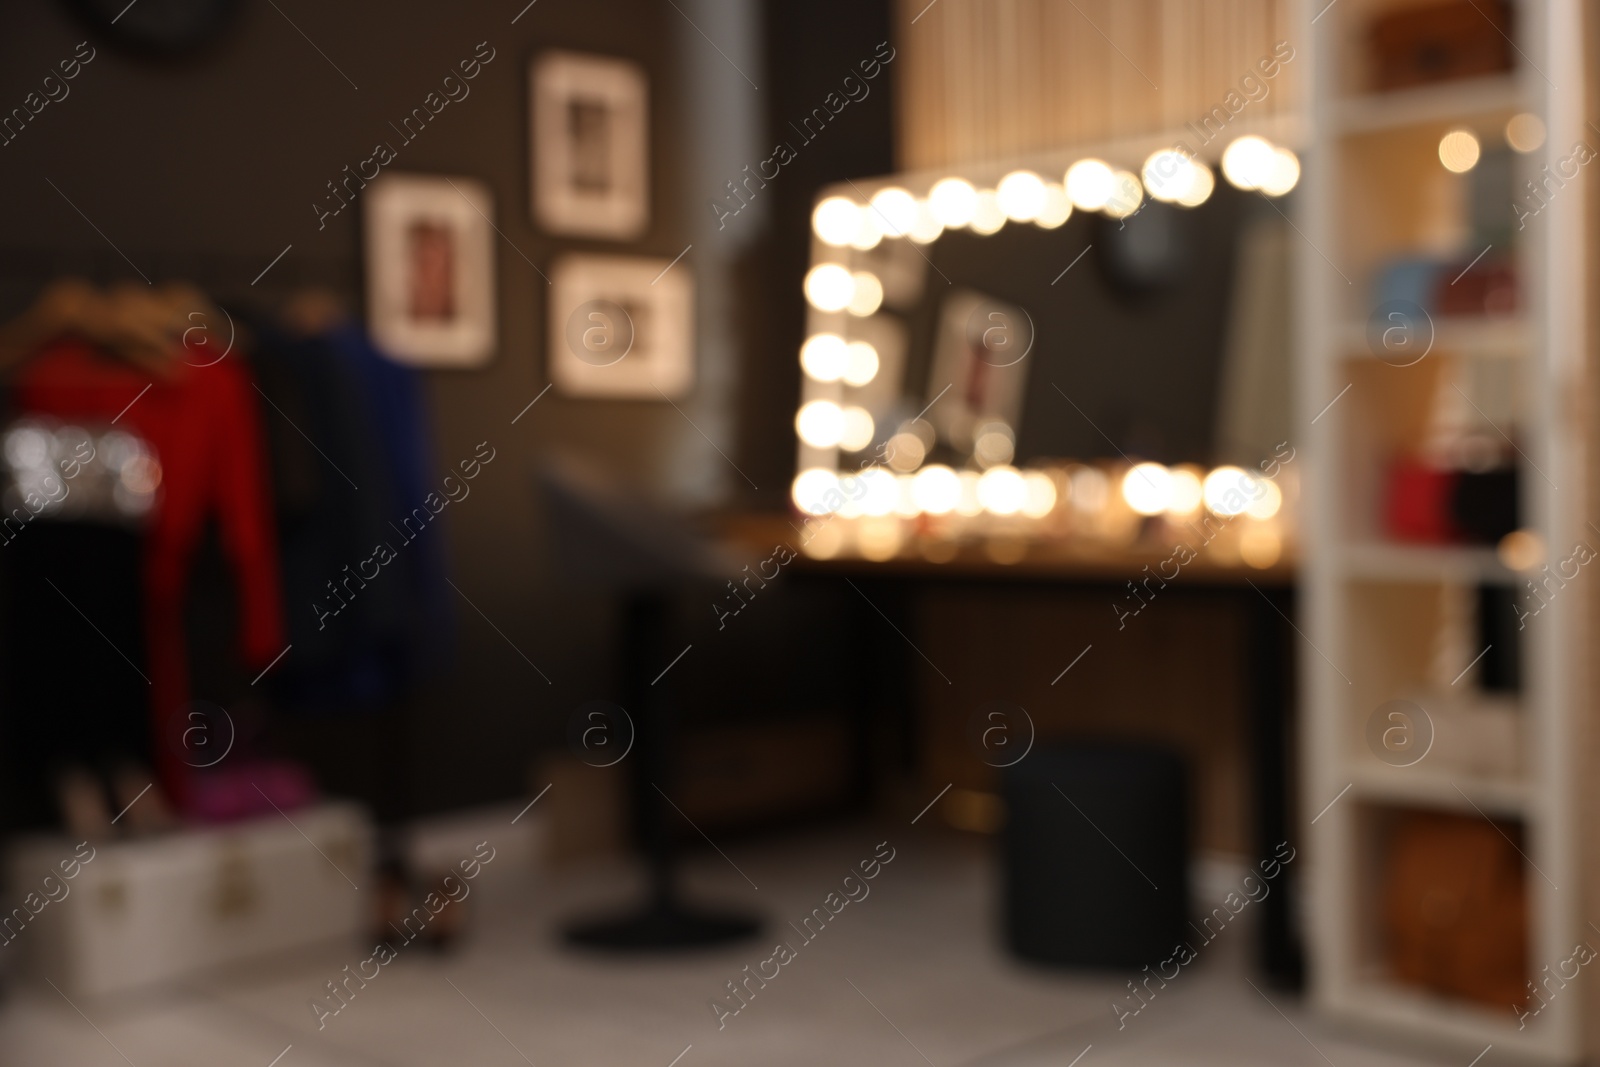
[1297,0,1588,1062]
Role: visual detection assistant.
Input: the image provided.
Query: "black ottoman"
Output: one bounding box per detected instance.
[1002,743,1190,967]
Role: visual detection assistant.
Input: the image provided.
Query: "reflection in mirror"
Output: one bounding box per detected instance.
[793,135,1300,568]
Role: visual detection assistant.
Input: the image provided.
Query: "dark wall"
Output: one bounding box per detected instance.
[0,0,897,815]
[732,0,898,504]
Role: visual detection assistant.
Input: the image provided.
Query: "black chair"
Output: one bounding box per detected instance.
[539,459,761,949]
[1002,743,1189,967]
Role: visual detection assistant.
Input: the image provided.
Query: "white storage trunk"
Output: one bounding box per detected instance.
[4,802,371,997]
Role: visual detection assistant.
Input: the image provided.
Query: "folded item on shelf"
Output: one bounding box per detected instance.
[1432,255,1518,317]
[1371,257,1447,313]
[1367,0,1514,91]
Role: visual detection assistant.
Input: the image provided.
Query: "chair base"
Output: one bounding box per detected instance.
[564,900,760,951]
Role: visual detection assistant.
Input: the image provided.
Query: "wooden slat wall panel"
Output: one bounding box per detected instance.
[895,0,1298,169]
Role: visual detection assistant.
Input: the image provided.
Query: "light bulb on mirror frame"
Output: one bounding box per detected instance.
[977,465,1027,515]
[811,196,861,246]
[969,189,1006,234]
[1142,149,1195,203]
[1066,158,1115,210]
[859,467,899,517]
[1035,183,1072,228]
[792,468,840,515]
[870,186,919,237]
[804,264,855,312]
[846,272,883,316]
[1167,465,1205,515]
[956,470,984,517]
[839,406,876,452]
[997,169,1047,221]
[1103,170,1144,219]
[1244,478,1283,520]
[911,464,961,514]
[841,341,879,386]
[908,200,945,244]
[849,211,883,250]
[1259,147,1300,197]
[1021,471,1057,518]
[1177,162,1215,207]
[894,473,920,517]
[928,176,978,228]
[1121,462,1174,516]
[1203,465,1256,516]
[795,399,846,448]
[1221,135,1275,190]
[800,333,848,381]
[1070,465,1109,515]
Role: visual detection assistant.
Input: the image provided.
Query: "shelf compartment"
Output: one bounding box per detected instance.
[1341,576,1524,728]
[1340,316,1530,362]
[1348,763,1530,817]
[1329,978,1560,1062]
[1338,803,1533,1044]
[1329,359,1448,545]
[1342,541,1516,585]
[1333,76,1529,136]
[1328,359,1526,548]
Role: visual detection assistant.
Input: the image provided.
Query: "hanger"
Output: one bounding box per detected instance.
[0,278,204,382]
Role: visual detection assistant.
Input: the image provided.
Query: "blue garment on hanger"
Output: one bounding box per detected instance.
[244,314,451,713]
[321,321,454,678]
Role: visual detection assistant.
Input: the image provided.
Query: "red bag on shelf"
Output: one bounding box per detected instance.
[1432,258,1518,317]
[1383,459,1461,543]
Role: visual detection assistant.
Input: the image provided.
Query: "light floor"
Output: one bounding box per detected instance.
[1,819,1471,1067]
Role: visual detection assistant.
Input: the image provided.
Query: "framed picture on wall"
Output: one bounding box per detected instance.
[530,51,649,240]
[364,173,496,368]
[547,254,693,398]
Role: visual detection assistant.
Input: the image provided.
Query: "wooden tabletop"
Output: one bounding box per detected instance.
[715,512,1297,587]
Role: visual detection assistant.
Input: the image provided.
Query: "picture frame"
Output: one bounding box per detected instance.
[364,173,497,368]
[547,253,693,399]
[530,51,650,240]
[925,288,1032,447]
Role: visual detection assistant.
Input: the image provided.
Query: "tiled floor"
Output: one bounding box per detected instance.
[1,819,1464,1066]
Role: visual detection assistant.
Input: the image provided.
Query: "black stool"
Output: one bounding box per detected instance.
[1002,743,1189,967]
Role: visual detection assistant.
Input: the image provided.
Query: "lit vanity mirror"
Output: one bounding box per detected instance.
[791,133,1302,567]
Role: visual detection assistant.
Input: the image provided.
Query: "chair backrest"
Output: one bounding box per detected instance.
[536,457,734,591]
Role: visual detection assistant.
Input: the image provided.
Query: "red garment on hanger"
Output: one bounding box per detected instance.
[14,338,285,808]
